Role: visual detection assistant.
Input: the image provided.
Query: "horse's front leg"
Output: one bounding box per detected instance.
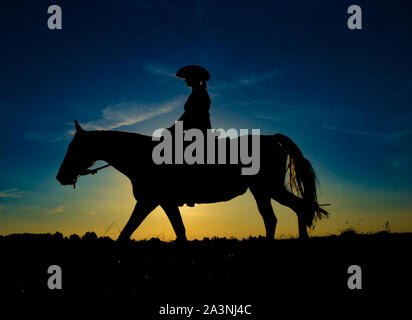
[118,201,158,241]
[161,203,187,242]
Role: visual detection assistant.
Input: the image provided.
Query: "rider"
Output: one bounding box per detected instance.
[169,65,212,207]
[169,65,212,134]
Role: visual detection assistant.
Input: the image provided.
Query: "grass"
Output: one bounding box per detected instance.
[0,229,411,300]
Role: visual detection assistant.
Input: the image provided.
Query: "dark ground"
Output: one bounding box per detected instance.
[0,232,410,317]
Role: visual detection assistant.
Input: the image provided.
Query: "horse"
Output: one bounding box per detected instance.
[56,121,328,241]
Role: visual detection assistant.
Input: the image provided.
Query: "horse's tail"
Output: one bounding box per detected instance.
[273,133,329,227]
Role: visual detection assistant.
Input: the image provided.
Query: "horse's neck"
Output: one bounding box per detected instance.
[90,131,150,174]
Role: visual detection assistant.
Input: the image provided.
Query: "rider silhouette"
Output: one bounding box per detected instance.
[168,65,212,208]
[169,65,211,134]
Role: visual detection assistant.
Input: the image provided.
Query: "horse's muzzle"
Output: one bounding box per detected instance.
[56,173,76,186]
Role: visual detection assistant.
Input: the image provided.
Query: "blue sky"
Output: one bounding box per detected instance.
[1,0,411,239]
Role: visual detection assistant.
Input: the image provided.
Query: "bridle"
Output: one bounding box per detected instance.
[73,163,111,189]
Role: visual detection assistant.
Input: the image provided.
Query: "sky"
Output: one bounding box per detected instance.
[0,0,412,240]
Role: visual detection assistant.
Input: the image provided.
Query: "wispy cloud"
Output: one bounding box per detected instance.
[23,97,184,142]
[258,115,412,139]
[257,114,318,128]
[238,100,274,106]
[87,210,97,216]
[237,70,285,86]
[140,62,176,78]
[140,62,288,90]
[80,96,184,130]
[321,125,412,139]
[47,205,64,215]
[213,68,289,90]
[0,188,26,198]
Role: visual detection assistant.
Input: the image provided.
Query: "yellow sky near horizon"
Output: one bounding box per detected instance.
[1,165,411,241]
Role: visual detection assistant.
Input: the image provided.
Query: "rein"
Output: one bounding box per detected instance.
[73,163,111,189]
[80,163,111,176]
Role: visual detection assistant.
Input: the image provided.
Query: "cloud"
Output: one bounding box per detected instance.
[321,125,412,139]
[0,188,26,198]
[0,205,3,212]
[140,62,288,90]
[140,62,176,78]
[24,96,184,142]
[237,70,285,86]
[47,205,64,215]
[238,100,274,106]
[80,96,184,130]
[258,115,412,139]
[257,114,320,128]
[213,68,289,90]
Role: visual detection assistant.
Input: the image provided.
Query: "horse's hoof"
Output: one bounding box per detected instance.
[117,234,130,242]
[174,237,188,245]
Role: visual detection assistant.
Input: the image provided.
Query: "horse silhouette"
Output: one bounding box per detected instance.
[56,121,328,241]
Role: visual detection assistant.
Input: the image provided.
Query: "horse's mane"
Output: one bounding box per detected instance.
[81,130,153,153]
[87,130,152,141]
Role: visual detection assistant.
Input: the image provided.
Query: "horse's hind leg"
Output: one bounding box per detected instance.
[161,203,187,242]
[271,187,308,239]
[118,201,158,241]
[251,189,277,239]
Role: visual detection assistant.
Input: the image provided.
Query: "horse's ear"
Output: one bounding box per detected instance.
[74,120,85,133]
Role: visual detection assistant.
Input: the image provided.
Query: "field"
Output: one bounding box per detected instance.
[1,232,411,316]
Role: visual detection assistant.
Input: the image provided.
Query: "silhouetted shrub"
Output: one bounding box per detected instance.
[98,236,114,242]
[69,234,81,241]
[340,227,358,238]
[82,231,97,241]
[52,232,64,240]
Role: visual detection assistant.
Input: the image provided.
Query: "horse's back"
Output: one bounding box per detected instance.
[129,134,284,203]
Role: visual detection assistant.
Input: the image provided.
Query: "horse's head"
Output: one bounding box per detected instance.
[56,120,96,187]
